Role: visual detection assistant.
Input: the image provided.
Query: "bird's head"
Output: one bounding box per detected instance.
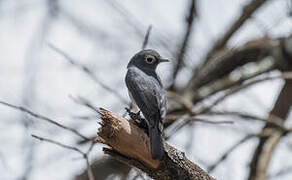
[127,49,169,71]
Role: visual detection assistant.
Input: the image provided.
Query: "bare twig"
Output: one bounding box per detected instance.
[166,115,233,125]
[193,61,276,103]
[167,91,194,113]
[248,79,292,180]
[86,141,96,155]
[207,134,257,172]
[142,25,152,50]
[48,43,128,104]
[32,134,95,180]
[204,0,268,63]
[186,36,274,94]
[19,1,58,178]
[207,111,266,121]
[199,72,292,114]
[69,96,101,115]
[0,100,90,141]
[206,111,286,131]
[185,117,233,125]
[187,1,270,94]
[167,72,292,137]
[171,0,197,89]
[85,156,95,180]
[32,134,84,154]
[104,0,173,55]
[252,130,283,180]
[165,115,233,139]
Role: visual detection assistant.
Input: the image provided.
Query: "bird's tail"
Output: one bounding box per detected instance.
[149,124,164,160]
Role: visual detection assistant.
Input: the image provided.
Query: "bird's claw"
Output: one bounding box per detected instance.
[125,108,149,133]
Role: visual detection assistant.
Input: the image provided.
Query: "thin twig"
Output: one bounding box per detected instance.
[204,0,268,63]
[32,134,95,180]
[186,37,274,94]
[165,115,233,139]
[69,95,101,115]
[206,111,287,131]
[199,72,292,114]
[185,117,233,125]
[104,0,173,55]
[171,0,197,89]
[189,0,269,91]
[32,134,84,154]
[247,79,292,180]
[86,141,96,154]
[168,72,292,136]
[193,62,276,103]
[207,111,266,121]
[0,100,90,141]
[85,156,95,180]
[167,91,194,113]
[207,134,257,172]
[48,43,128,104]
[142,25,152,50]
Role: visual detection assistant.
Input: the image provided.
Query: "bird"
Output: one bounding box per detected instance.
[125,49,169,160]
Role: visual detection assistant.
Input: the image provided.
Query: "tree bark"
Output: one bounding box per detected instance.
[248,35,292,180]
[95,108,215,180]
[248,80,292,180]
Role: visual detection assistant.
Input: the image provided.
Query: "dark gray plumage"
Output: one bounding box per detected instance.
[125,49,168,160]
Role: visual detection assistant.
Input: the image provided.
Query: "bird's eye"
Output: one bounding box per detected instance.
[145,55,156,64]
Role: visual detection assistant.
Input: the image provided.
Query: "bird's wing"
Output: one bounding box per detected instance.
[126,70,166,127]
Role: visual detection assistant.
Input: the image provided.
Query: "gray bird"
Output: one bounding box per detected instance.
[125,49,169,160]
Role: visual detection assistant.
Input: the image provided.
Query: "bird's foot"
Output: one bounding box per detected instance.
[125,108,148,134]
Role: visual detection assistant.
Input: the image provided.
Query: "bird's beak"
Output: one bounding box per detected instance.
[159,58,170,63]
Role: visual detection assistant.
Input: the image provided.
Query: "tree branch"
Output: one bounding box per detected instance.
[171,0,197,89]
[207,134,258,173]
[166,72,292,136]
[32,134,94,180]
[204,0,269,62]
[0,100,90,141]
[48,43,128,104]
[186,36,274,95]
[95,108,215,180]
[142,25,152,50]
[248,79,292,180]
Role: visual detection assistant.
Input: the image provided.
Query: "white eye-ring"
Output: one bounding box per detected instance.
[145,55,156,64]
